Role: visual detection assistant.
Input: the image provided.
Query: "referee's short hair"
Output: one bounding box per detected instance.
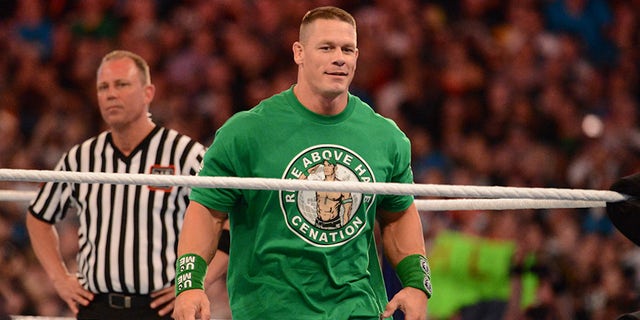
[99,50,151,85]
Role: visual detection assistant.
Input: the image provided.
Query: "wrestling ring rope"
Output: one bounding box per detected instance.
[0,169,629,320]
[0,168,625,210]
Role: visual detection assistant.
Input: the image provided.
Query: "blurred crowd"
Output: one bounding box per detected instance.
[0,0,639,319]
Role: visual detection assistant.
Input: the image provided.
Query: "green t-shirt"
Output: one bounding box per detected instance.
[191,87,415,320]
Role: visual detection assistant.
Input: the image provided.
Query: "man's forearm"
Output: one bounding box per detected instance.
[380,203,426,266]
[177,202,227,262]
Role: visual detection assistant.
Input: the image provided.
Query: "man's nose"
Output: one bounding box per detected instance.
[332,50,346,66]
[105,86,117,98]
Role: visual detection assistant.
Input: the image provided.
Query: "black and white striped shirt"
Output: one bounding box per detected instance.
[29,126,206,294]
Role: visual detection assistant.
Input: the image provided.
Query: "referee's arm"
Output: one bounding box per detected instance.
[173,201,228,320]
[26,213,94,314]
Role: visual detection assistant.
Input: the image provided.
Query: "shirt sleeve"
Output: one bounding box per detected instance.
[28,155,73,223]
[189,117,247,213]
[377,132,415,212]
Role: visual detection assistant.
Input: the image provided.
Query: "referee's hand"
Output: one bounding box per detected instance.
[151,285,177,317]
[52,273,93,315]
[172,289,210,320]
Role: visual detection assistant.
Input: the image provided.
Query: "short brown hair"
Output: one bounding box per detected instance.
[99,50,151,85]
[299,6,356,42]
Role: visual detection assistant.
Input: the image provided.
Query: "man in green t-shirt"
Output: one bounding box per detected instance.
[173,6,431,320]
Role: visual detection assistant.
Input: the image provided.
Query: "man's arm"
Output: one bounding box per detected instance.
[378,203,428,320]
[173,201,228,320]
[205,220,231,287]
[378,203,425,264]
[341,193,353,225]
[205,249,229,289]
[26,213,94,314]
[204,221,232,319]
[150,216,229,317]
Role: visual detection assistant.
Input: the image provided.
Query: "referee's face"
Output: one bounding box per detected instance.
[96,58,155,130]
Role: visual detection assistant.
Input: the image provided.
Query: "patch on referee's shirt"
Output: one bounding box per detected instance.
[148,165,175,192]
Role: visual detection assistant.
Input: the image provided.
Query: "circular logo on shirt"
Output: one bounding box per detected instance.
[279,145,375,247]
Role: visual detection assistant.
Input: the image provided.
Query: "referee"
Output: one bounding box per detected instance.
[26,50,206,320]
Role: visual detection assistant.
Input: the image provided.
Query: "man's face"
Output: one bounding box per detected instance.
[323,160,336,175]
[295,18,358,98]
[96,58,154,129]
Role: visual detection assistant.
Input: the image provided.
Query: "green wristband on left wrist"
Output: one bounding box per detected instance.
[395,254,433,298]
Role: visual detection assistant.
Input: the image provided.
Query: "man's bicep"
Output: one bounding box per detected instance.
[376,199,413,224]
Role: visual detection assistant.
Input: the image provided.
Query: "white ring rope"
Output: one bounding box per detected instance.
[0,168,626,201]
[0,168,626,204]
[0,189,607,211]
[0,190,38,202]
[419,199,605,211]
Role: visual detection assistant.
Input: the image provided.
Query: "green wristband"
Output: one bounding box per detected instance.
[175,253,207,296]
[396,254,433,298]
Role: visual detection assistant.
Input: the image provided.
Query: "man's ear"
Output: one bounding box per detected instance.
[144,83,156,105]
[292,42,303,65]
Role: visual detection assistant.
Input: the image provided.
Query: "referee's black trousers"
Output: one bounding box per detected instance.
[77,293,172,320]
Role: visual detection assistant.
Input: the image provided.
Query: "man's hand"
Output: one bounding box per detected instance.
[172,289,211,320]
[150,285,176,317]
[381,287,427,320]
[52,273,94,315]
